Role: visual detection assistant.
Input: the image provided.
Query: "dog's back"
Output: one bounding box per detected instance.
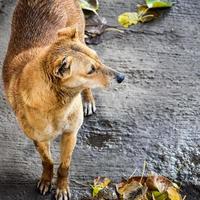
[3,0,84,91]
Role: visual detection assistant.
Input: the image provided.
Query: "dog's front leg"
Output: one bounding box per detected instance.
[55,131,77,200]
[82,88,96,116]
[34,141,54,195]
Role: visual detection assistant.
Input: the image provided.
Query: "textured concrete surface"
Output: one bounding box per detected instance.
[0,0,200,199]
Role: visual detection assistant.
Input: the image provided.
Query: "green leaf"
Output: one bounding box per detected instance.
[80,0,99,14]
[92,185,103,197]
[91,177,111,197]
[145,0,173,8]
[153,192,168,200]
[152,191,163,197]
[118,12,139,28]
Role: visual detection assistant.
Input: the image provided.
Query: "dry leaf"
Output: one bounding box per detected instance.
[85,14,123,45]
[137,5,160,23]
[167,186,182,200]
[91,177,111,197]
[80,0,99,14]
[118,5,159,28]
[116,177,148,199]
[118,12,139,28]
[146,176,172,193]
[145,0,173,8]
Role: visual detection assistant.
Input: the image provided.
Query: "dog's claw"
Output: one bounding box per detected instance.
[37,179,51,195]
[55,188,71,200]
[84,101,96,116]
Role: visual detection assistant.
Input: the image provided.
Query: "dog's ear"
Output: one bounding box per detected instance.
[57,27,79,40]
[54,56,72,79]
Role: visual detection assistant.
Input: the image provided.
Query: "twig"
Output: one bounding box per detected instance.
[152,193,156,200]
[105,27,124,33]
[183,195,187,200]
[140,161,147,184]
[129,168,137,178]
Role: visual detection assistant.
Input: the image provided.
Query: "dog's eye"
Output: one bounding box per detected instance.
[58,57,68,75]
[61,57,67,68]
[88,65,96,75]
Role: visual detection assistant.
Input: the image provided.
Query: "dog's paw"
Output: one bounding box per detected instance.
[55,187,71,200]
[84,100,96,116]
[37,178,52,195]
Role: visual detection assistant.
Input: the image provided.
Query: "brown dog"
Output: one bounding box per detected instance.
[2,0,124,199]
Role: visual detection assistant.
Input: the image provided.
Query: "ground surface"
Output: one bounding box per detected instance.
[0,0,200,199]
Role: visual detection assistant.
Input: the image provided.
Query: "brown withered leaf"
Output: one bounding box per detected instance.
[115,175,183,200]
[116,176,148,200]
[85,14,107,44]
[85,14,123,45]
[146,175,173,193]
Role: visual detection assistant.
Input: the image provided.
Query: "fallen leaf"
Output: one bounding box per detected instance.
[167,186,182,200]
[91,177,111,197]
[118,5,159,28]
[153,192,168,200]
[116,177,148,199]
[85,14,107,44]
[98,187,118,200]
[146,175,172,193]
[118,12,139,28]
[172,183,180,190]
[80,0,99,14]
[85,14,107,35]
[85,14,123,45]
[137,4,149,16]
[137,5,160,23]
[145,0,173,8]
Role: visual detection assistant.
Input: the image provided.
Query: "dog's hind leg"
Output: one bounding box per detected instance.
[34,141,54,195]
[82,88,96,116]
[55,131,77,200]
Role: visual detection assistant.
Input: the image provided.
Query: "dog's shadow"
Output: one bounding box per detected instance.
[0,168,55,200]
[181,183,200,200]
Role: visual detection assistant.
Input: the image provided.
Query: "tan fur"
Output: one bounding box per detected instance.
[2,0,121,198]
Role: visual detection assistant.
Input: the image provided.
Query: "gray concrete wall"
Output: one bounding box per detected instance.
[0,0,200,199]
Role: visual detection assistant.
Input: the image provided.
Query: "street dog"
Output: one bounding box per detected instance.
[2,0,125,199]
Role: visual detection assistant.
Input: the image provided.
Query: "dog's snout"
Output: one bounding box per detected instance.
[116,73,125,83]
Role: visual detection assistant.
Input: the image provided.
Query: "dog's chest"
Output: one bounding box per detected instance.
[32,110,70,141]
[33,95,83,141]
[45,114,70,136]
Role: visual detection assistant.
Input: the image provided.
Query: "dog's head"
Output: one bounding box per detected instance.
[44,27,125,90]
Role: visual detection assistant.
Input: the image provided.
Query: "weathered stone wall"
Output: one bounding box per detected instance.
[0,0,200,199]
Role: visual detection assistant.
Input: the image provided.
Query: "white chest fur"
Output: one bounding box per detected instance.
[29,94,83,142]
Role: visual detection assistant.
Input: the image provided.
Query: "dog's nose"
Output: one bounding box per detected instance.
[116,73,125,83]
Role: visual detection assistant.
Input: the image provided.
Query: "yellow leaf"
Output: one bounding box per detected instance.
[137,4,149,17]
[140,14,156,23]
[92,177,111,197]
[80,0,99,14]
[101,177,111,187]
[167,187,182,200]
[172,183,180,190]
[118,12,139,28]
[92,185,103,197]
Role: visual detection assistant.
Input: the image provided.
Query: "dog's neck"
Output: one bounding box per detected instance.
[20,53,81,112]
